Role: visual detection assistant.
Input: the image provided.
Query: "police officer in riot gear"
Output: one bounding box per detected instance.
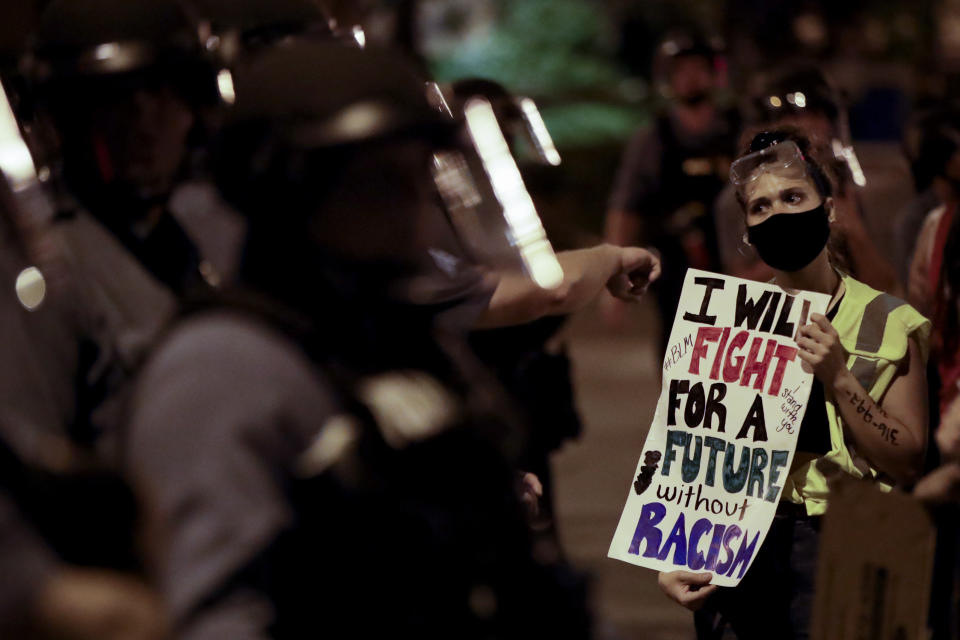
[604,31,738,347]
[29,0,237,297]
[0,0,234,635]
[127,39,595,639]
[5,0,257,453]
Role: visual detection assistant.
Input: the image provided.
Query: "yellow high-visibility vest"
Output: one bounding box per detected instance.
[783,273,931,515]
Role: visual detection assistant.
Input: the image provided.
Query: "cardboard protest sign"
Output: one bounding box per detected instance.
[609,269,831,586]
[810,480,935,640]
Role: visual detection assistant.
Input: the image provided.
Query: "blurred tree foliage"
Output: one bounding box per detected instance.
[429,0,621,95]
[425,0,649,148]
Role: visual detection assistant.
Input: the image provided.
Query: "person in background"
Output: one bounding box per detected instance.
[908,124,960,316]
[908,126,960,419]
[658,128,929,640]
[604,31,738,345]
[895,114,960,640]
[895,107,960,288]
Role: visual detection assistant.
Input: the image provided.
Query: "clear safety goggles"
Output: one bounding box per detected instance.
[729,140,807,187]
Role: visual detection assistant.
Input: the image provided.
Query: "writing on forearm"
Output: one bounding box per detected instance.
[845,389,898,446]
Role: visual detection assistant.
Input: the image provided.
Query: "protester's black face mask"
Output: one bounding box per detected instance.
[746,203,831,272]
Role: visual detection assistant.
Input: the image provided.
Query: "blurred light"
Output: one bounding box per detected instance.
[424,82,454,118]
[93,42,120,61]
[15,266,45,311]
[431,151,486,258]
[832,138,867,187]
[464,98,564,290]
[327,101,385,140]
[198,260,221,288]
[769,96,782,108]
[427,247,460,277]
[524,242,565,289]
[661,40,679,56]
[846,152,867,187]
[831,138,844,159]
[0,142,37,190]
[432,151,482,211]
[793,92,807,108]
[295,415,360,477]
[352,25,366,48]
[518,98,561,166]
[786,93,796,105]
[0,84,39,191]
[216,69,236,105]
[359,372,458,448]
[205,35,221,52]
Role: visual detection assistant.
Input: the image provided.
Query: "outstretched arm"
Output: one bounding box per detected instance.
[475,244,660,329]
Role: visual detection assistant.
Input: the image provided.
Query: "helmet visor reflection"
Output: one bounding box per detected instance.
[729,140,807,187]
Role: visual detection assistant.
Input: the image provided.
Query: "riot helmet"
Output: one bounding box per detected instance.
[211,40,455,305]
[214,42,565,306]
[26,0,219,223]
[185,0,352,66]
[750,65,865,187]
[652,30,724,106]
[751,65,841,137]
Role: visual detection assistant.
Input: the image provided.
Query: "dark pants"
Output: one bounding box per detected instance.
[694,515,821,640]
[651,245,686,357]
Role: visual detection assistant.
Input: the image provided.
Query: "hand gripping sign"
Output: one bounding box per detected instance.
[609,269,831,586]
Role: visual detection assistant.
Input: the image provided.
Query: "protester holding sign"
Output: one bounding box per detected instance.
[632,128,930,639]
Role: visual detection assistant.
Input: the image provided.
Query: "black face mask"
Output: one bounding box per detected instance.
[746,203,831,272]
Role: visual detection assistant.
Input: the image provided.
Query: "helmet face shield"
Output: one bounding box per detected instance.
[729,140,808,189]
[426,84,564,291]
